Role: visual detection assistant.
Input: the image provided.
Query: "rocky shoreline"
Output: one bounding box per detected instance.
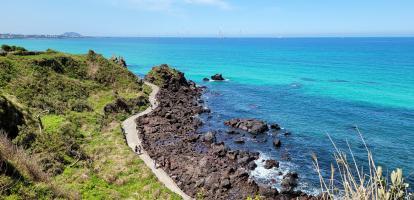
[137,65,318,199]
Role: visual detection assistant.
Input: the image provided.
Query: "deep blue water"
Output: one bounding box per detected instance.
[2,37,414,192]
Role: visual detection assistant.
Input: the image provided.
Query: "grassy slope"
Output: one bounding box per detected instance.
[0,48,180,199]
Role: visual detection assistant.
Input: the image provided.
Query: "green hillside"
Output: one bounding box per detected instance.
[0,45,180,199]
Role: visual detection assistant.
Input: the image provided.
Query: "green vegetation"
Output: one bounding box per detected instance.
[0,46,181,199]
[1,44,27,52]
[145,64,182,87]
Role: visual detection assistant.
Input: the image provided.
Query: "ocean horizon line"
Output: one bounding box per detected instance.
[2,35,414,40]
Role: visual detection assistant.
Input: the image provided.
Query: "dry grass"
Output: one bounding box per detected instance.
[312,128,412,200]
[0,132,78,199]
[86,61,100,77]
[0,132,48,182]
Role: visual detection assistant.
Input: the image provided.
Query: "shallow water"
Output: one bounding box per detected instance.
[2,37,414,191]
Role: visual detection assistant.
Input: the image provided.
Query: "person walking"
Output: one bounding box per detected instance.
[135,145,138,153]
[137,145,142,154]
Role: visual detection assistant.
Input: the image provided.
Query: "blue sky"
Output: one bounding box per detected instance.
[2,0,414,37]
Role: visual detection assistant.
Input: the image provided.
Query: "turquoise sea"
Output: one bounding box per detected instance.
[2,37,414,192]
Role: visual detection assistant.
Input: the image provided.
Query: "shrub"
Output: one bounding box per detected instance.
[0,59,17,87]
[1,44,12,52]
[70,99,92,112]
[29,54,87,78]
[14,46,27,52]
[10,72,90,114]
[46,49,58,54]
[1,45,26,52]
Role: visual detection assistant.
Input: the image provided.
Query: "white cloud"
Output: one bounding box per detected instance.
[110,0,174,11]
[184,0,231,10]
[107,0,231,11]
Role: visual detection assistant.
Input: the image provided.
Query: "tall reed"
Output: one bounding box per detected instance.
[312,128,412,200]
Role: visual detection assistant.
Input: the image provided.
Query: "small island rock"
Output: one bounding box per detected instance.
[211,73,225,81]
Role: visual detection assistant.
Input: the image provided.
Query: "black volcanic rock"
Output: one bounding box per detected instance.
[270,123,281,130]
[264,159,279,169]
[273,139,282,148]
[211,73,225,81]
[234,137,245,144]
[203,77,210,81]
[227,130,240,135]
[281,172,299,193]
[224,118,269,134]
[202,131,216,143]
[137,65,316,200]
[110,56,127,67]
[145,64,189,89]
[259,186,279,197]
[247,161,257,170]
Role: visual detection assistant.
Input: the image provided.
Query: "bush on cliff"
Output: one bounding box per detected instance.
[0,59,17,87]
[145,64,188,88]
[1,44,27,52]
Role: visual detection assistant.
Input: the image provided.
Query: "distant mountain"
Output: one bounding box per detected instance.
[60,32,83,37]
[0,32,86,39]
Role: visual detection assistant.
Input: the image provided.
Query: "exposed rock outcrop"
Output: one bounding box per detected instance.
[264,159,279,169]
[273,139,282,148]
[137,65,317,200]
[110,56,127,68]
[270,123,281,130]
[202,131,216,143]
[145,64,188,90]
[211,74,225,81]
[281,172,299,193]
[224,118,269,134]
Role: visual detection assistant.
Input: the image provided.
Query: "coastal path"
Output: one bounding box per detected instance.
[122,81,193,200]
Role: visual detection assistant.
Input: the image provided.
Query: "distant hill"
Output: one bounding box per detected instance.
[60,32,83,37]
[0,32,86,39]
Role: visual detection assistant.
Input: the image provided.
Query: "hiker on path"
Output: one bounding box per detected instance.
[137,145,142,154]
